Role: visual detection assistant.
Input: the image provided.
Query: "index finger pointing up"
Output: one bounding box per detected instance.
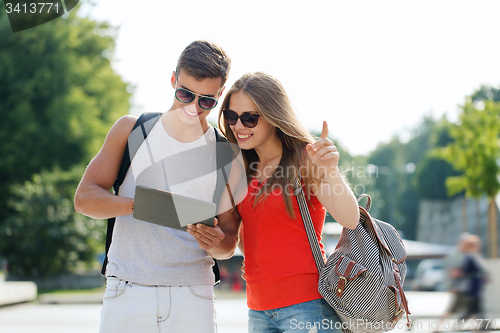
[320,121,329,138]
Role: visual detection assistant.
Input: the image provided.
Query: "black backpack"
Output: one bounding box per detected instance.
[101,112,234,285]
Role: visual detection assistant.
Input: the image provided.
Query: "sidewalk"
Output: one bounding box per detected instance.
[1,291,499,333]
[0,295,249,333]
[35,290,496,319]
[24,291,500,327]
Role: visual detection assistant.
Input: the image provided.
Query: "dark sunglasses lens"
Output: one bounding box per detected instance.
[223,110,238,125]
[176,89,195,103]
[199,97,217,110]
[241,114,259,128]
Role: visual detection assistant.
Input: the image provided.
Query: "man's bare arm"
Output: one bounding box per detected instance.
[74,115,138,219]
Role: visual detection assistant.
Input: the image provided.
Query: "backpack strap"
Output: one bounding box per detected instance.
[292,177,325,273]
[212,128,234,206]
[101,112,163,275]
[211,127,236,285]
[113,112,163,193]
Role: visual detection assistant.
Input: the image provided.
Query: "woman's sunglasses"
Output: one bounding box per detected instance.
[222,110,260,128]
[175,88,219,110]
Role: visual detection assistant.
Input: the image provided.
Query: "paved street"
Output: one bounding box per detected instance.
[0,297,248,333]
[0,292,498,333]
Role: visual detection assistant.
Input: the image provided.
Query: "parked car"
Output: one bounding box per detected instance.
[412,258,446,291]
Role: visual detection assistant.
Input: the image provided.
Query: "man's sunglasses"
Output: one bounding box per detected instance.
[222,110,260,128]
[175,88,219,110]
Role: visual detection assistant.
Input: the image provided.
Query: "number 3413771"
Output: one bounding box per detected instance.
[5,3,60,14]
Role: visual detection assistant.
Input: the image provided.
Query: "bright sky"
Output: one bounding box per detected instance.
[83,0,500,156]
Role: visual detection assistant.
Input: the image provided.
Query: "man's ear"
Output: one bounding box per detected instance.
[171,71,176,89]
[219,86,226,97]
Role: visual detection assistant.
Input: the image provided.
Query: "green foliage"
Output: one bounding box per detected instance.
[403,117,439,164]
[366,138,407,231]
[368,138,404,168]
[414,154,461,200]
[0,5,131,216]
[471,85,500,103]
[365,116,456,239]
[0,167,105,278]
[437,101,500,198]
[414,119,462,200]
[0,3,129,277]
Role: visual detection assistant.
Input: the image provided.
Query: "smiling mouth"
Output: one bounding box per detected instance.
[183,107,200,118]
[236,133,253,141]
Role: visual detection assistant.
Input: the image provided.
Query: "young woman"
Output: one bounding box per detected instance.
[218,72,360,332]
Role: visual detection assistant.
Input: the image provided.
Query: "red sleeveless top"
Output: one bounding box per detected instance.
[239,177,327,310]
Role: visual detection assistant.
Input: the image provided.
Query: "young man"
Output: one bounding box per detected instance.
[74,40,241,333]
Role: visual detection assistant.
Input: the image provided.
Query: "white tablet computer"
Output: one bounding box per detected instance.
[132,185,216,231]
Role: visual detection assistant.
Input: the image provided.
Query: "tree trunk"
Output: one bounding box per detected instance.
[462,196,467,232]
[475,199,481,236]
[488,197,498,258]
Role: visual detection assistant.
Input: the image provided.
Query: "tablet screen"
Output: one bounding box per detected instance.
[133,185,216,231]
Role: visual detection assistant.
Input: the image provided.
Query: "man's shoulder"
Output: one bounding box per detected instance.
[97,115,139,148]
[111,115,140,136]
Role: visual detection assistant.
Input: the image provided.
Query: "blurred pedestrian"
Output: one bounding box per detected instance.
[444,233,470,292]
[460,235,488,329]
[433,234,469,333]
[433,234,487,333]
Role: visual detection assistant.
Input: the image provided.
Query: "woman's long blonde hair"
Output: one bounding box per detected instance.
[218,72,318,218]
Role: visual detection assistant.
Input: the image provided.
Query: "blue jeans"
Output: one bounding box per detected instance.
[248,298,343,333]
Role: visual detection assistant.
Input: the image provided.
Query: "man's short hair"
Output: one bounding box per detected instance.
[176,40,231,86]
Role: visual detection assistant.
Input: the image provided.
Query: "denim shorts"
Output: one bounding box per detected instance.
[248,298,343,333]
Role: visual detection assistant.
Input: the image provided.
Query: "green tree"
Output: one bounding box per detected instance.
[367,116,450,240]
[0,4,131,276]
[402,116,438,164]
[414,119,462,200]
[1,167,105,278]
[367,138,413,236]
[414,156,461,200]
[0,6,131,217]
[471,85,500,103]
[438,100,500,258]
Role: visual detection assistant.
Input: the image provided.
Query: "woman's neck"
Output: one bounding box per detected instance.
[254,137,282,165]
[249,136,283,182]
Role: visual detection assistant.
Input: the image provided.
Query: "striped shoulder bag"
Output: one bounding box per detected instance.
[293,178,411,333]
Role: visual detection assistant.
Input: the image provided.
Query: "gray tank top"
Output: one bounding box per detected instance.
[106,118,217,286]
